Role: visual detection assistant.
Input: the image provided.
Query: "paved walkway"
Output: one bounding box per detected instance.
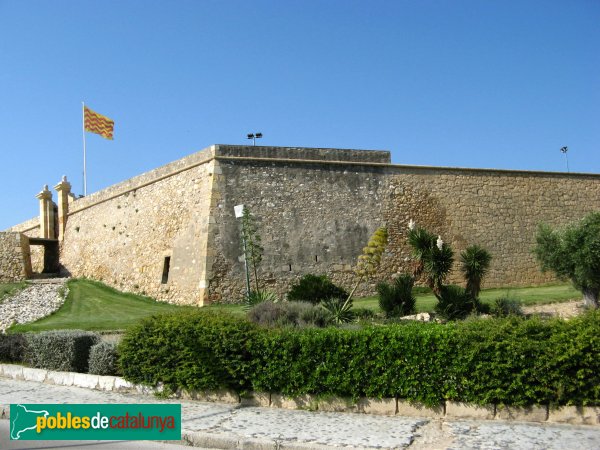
[1,377,600,449]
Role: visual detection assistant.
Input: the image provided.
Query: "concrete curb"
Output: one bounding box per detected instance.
[1,364,598,426]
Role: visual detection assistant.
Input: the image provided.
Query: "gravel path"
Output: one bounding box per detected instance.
[0,279,68,333]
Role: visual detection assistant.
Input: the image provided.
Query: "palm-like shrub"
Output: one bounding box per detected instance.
[424,242,454,294]
[408,226,453,294]
[407,227,436,278]
[460,245,492,300]
[434,285,478,320]
[377,274,416,318]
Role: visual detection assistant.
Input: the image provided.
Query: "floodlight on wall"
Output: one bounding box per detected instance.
[247,132,263,146]
[560,146,570,173]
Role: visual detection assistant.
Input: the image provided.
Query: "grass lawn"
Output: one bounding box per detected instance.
[8,279,581,333]
[354,283,581,312]
[9,279,195,333]
[0,282,28,304]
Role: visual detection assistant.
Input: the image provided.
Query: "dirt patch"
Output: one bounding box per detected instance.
[522,299,585,319]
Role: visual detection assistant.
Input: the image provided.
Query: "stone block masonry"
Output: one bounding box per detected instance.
[4,144,600,305]
[0,232,32,282]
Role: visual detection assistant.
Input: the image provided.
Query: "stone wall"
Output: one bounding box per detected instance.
[0,232,32,282]
[207,156,387,302]
[381,168,600,288]
[58,146,217,305]
[6,144,600,304]
[206,152,600,302]
[6,218,43,273]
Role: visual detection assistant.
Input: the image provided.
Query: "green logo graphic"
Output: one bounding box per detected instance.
[10,404,181,441]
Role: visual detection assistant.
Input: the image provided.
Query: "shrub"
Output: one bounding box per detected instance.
[24,330,100,372]
[247,301,330,328]
[287,274,348,304]
[377,274,416,318]
[0,333,27,363]
[492,297,524,317]
[534,211,600,308]
[88,342,119,376]
[353,308,376,320]
[434,285,477,321]
[119,308,600,407]
[119,311,258,393]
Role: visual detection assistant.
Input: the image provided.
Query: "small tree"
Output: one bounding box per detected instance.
[241,206,264,293]
[534,212,600,308]
[460,245,492,300]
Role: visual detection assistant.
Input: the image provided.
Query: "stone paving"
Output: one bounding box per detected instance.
[1,377,600,449]
[0,278,68,333]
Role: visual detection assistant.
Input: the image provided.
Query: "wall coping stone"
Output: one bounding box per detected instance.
[0,364,598,426]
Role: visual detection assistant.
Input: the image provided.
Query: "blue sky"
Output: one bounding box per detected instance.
[1,0,598,230]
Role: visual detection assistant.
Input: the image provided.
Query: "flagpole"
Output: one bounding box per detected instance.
[82,102,87,196]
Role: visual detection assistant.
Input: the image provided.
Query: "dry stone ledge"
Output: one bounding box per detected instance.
[0,278,68,333]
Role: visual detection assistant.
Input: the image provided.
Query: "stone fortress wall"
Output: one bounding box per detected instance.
[4,145,600,305]
[0,232,32,282]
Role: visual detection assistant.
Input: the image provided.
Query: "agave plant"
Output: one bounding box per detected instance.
[322,298,354,325]
[245,290,279,309]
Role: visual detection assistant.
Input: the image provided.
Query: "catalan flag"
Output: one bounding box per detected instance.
[84,106,114,140]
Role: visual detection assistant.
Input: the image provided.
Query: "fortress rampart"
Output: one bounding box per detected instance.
[4,145,600,305]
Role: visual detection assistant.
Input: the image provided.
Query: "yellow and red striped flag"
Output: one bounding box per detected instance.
[84,106,114,140]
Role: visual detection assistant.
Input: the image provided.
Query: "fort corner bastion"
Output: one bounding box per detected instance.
[2,144,600,306]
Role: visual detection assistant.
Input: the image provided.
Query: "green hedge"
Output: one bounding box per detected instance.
[119,310,600,406]
[119,311,258,393]
[88,342,120,376]
[0,334,27,363]
[24,330,100,373]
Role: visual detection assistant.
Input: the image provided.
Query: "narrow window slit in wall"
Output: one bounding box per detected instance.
[288,264,292,271]
[161,257,171,284]
[315,255,318,262]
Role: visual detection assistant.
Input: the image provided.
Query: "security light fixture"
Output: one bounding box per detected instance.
[247,132,263,146]
[560,146,570,173]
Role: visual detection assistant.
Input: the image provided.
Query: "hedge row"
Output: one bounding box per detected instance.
[0,331,119,376]
[119,310,600,407]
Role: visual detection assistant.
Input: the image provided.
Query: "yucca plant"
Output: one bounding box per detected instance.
[407,226,436,279]
[460,244,492,300]
[408,224,453,295]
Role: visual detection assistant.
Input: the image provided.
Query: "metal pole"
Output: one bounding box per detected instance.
[565,153,570,173]
[82,102,87,196]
